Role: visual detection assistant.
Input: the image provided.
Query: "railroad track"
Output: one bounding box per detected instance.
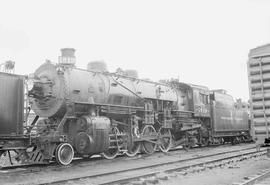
[233,168,270,185]
[0,142,248,173]
[11,146,260,185]
[41,147,265,185]
[0,145,185,170]
[0,144,261,185]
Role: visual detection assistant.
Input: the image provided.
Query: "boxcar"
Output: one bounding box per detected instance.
[248,44,270,145]
[0,72,29,158]
[0,72,25,136]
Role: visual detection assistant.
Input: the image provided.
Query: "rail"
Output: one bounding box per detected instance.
[42,147,265,185]
[0,144,260,185]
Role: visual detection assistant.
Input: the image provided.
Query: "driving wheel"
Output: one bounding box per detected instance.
[101,127,120,159]
[158,128,172,153]
[141,125,157,154]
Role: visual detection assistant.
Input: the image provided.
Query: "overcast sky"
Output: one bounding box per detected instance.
[0,0,269,101]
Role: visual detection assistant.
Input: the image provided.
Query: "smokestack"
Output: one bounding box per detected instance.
[58,48,76,66]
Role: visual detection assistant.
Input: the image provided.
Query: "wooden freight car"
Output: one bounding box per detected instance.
[248,44,270,147]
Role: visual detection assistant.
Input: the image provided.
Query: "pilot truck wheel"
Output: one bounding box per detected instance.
[55,143,74,165]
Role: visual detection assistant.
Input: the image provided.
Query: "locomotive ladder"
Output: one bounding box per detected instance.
[259,58,269,138]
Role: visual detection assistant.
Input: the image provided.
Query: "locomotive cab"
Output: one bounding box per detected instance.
[188,84,211,118]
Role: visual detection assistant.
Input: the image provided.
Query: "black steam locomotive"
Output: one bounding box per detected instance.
[0,48,250,165]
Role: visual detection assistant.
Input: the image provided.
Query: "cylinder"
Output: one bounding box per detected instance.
[74,116,110,155]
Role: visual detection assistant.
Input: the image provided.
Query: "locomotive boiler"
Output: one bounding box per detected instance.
[0,48,250,166]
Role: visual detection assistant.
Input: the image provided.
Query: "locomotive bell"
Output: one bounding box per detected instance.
[58,48,76,66]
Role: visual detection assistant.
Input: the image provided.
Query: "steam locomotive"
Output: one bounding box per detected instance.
[0,48,250,166]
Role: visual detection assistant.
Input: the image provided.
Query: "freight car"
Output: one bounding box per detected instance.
[248,44,270,147]
[0,48,250,166]
[0,72,29,164]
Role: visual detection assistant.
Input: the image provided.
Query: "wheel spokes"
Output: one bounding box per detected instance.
[158,128,172,153]
[101,127,120,159]
[125,142,141,157]
[55,143,74,165]
[141,125,157,154]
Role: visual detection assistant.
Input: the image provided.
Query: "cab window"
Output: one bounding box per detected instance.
[199,93,208,104]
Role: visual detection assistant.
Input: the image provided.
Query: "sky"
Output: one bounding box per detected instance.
[0,0,270,101]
